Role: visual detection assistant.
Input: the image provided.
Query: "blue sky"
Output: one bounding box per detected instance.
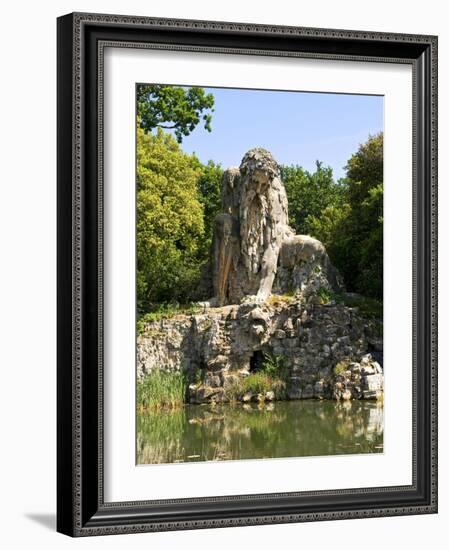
[171,87,383,181]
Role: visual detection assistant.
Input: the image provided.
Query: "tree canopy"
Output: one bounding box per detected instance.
[308,133,383,298]
[136,127,206,310]
[196,160,224,259]
[137,84,215,143]
[280,161,347,235]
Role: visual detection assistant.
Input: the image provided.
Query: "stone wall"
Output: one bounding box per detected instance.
[137,297,383,403]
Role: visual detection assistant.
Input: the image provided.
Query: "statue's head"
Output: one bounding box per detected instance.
[239,148,280,196]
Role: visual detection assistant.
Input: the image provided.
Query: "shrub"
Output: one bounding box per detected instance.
[317,286,332,304]
[225,353,289,402]
[262,352,289,380]
[225,372,286,401]
[342,294,383,319]
[334,360,351,376]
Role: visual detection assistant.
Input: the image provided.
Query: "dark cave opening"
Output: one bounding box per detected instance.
[249,350,265,373]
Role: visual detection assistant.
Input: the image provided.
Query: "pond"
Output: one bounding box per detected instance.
[137,400,384,464]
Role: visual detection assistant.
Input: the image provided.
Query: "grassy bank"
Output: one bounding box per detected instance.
[225,372,287,401]
[137,353,289,411]
[137,370,186,412]
[225,353,289,401]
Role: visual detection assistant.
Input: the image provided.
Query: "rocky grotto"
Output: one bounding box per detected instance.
[137,148,384,404]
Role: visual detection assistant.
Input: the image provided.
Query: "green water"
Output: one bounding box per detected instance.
[137,400,383,464]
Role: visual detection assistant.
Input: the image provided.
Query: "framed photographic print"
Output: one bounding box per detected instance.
[57,12,438,536]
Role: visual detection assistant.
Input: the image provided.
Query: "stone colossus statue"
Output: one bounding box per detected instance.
[212,148,342,306]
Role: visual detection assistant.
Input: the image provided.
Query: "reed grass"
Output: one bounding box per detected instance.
[137,370,187,412]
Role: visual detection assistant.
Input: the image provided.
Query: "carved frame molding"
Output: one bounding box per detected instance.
[57,12,437,536]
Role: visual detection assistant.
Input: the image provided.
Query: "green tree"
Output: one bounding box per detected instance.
[196,160,223,259]
[308,133,383,298]
[345,133,383,203]
[137,85,215,143]
[307,204,351,261]
[137,127,205,311]
[353,183,383,297]
[281,161,347,235]
[343,133,383,297]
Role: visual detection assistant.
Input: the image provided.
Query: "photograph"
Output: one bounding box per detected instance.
[135,83,385,465]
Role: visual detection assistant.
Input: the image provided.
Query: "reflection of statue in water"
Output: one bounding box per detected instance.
[212,148,341,306]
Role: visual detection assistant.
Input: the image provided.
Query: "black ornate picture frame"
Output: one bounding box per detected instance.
[57,12,438,536]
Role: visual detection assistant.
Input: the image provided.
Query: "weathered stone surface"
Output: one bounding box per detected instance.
[362,373,384,392]
[302,384,315,399]
[288,387,303,400]
[332,355,384,401]
[189,385,225,404]
[207,355,228,372]
[211,148,343,306]
[314,380,325,398]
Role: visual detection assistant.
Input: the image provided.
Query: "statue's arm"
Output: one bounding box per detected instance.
[255,243,278,302]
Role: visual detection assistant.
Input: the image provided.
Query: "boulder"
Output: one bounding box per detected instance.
[362,373,384,392]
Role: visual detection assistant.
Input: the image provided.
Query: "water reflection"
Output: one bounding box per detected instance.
[137,400,384,464]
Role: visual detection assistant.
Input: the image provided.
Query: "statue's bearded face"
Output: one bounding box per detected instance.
[243,165,276,203]
[239,149,279,201]
[250,167,271,194]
